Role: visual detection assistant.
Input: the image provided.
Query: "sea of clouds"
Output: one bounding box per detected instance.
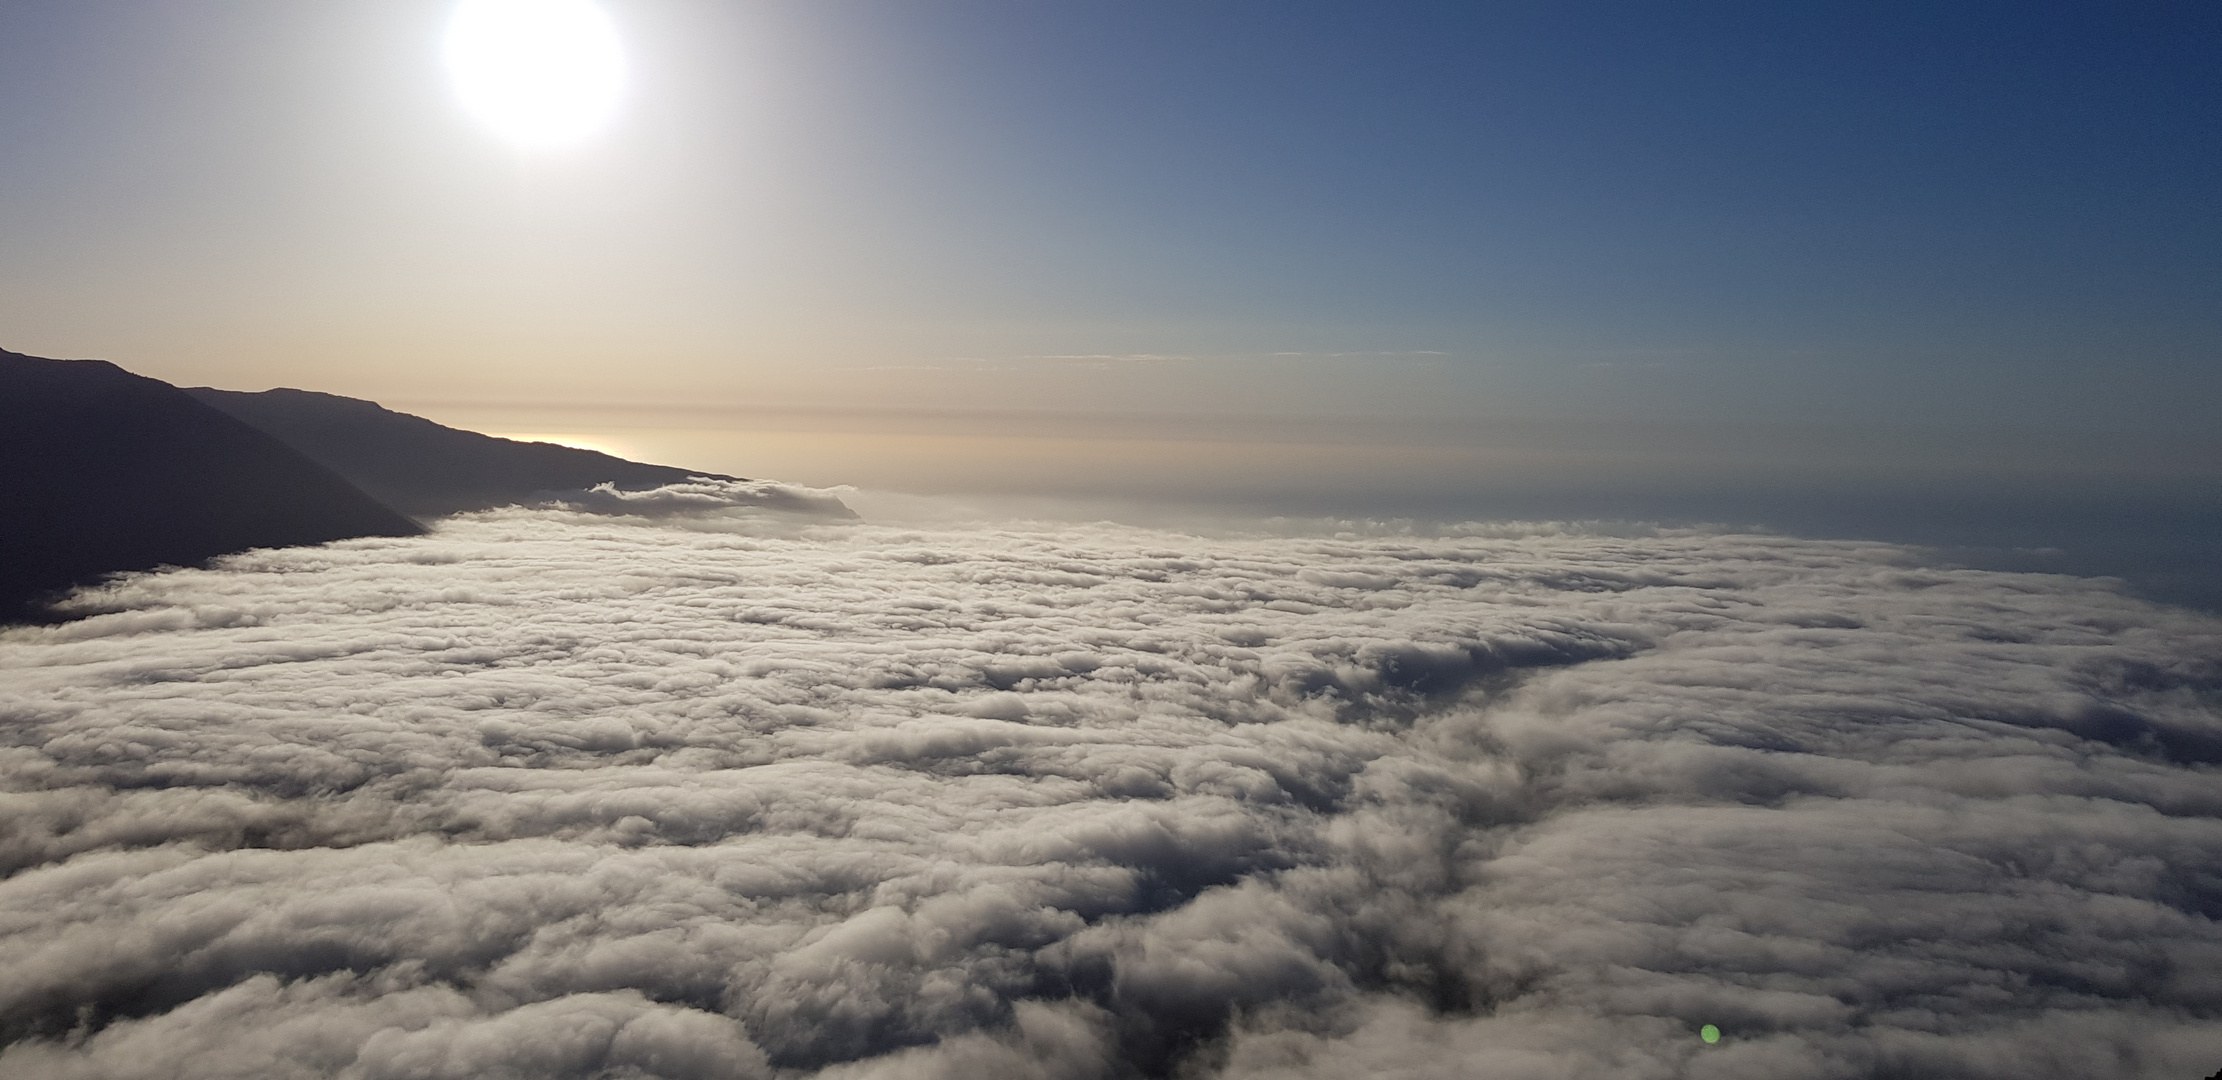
[2,483,2219,1079]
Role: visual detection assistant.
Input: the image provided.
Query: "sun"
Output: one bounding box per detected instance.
[444,0,625,148]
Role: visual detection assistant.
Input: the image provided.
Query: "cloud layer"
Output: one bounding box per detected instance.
[2,496,2218,1079]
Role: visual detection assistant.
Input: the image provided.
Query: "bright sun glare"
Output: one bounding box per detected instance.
[444,0,625,148]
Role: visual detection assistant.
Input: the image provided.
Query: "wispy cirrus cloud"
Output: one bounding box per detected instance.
[858,350,1451,373]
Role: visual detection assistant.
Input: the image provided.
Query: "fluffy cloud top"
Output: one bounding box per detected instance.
[2,495,2218,1079]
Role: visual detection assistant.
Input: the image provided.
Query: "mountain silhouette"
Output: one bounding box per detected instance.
[186,386,741,518]
[1,350,424,623]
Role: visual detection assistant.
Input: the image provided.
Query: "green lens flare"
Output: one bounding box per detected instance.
[1700,1024,1721,1044]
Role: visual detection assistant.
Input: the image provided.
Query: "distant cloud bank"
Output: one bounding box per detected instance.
[2,495,2218,1079]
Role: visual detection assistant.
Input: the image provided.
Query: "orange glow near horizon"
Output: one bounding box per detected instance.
[481,431,641,461]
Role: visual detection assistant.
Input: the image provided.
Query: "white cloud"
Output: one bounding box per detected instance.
[550,478,857,519]
[1,497,2218,1078]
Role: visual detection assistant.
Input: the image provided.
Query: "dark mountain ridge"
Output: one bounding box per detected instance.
[4,350,851,623]
[186,386,739,518]
[1,350,424,622]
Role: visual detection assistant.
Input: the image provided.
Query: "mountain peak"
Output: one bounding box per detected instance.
[0,352,425,622]
[186,386,750,519]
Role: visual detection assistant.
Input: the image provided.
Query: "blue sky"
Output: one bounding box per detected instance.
[795,0,2221,421]
[1,1,2217,503]
[847,1,2218,331]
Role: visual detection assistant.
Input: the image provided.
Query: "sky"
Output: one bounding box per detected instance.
[2,493,2219,1078]
[1,1,2219,593]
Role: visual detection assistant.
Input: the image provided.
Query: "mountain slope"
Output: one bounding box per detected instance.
[0,351,425,622]
[187,387,739,518]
